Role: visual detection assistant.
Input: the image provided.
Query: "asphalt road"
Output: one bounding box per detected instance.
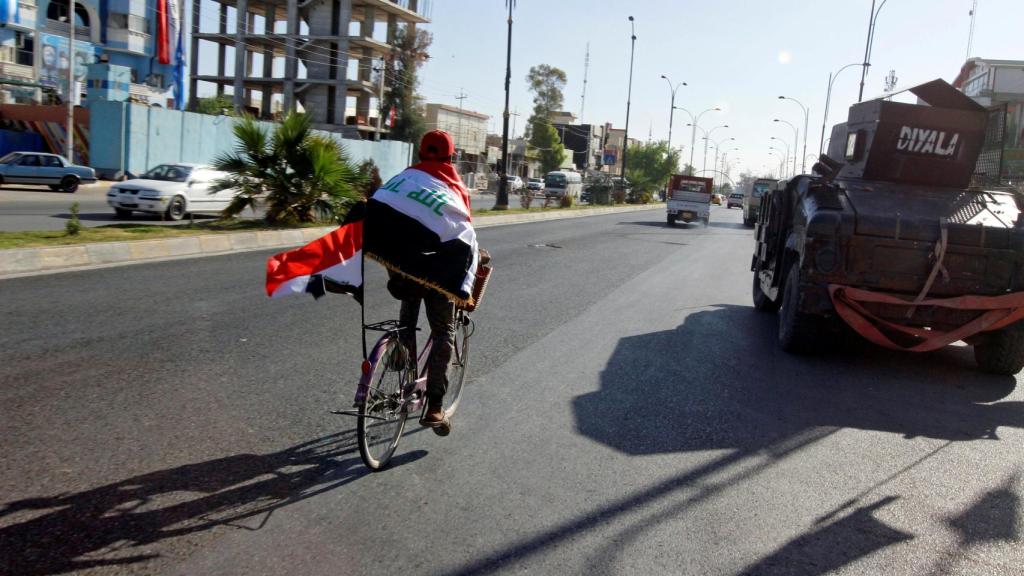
[0,185,504,232]
[2,206,1022,575]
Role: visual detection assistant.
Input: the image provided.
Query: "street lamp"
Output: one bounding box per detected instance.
[770,140,789,177]
[660,75,686,151]
[708,136,735,188]
[819,62,861,155]
[858,0,891,102]
[677,106,721,174]
[767,149,784,179]
[496,0,516,210]
[778,95,809,173]
[621,16,636,180]
[773,119,798,176]
[703,124,728,175]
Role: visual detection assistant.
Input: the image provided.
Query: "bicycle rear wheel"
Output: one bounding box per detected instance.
[443,314,472,418]
[357,337,410,470]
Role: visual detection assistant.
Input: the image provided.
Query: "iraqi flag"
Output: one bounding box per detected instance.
[265,220,363,299]
[364,165,479,308]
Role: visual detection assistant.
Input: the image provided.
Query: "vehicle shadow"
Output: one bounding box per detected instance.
[708,221,749,230]
[444,305,1021,575]
[0,432,427,576]
[52,212,221,222]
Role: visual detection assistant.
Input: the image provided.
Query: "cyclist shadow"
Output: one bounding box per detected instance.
[0,431,427,576]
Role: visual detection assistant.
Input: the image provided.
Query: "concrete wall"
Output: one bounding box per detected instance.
[89,101,413,179]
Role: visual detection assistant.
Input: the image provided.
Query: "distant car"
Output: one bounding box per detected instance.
[505,176,524,191]
[0,151,97,193]
[727,192,743,209]
[526,178,544,193]
[107,163,236,220]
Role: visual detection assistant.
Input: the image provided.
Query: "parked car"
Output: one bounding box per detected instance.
[0,151,97,193]
[107,163,236,220]
[726,192,743,209]
[505,176,524,191]
[526,178,544,194]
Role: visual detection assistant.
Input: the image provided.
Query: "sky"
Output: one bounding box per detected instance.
[416,0,1024,180]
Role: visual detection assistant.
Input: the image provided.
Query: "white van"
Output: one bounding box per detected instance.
[544,171,582,199]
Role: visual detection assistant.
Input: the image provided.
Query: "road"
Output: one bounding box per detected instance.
[2,206,1022,575]
[0,184,504,231]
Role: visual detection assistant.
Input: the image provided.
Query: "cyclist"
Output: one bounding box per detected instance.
[384,130,488,436]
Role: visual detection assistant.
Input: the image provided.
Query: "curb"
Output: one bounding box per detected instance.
[0,204,662,279]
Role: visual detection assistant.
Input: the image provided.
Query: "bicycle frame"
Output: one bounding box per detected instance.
[353,325,434,415]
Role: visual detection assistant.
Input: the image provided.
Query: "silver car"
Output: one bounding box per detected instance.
[0,151,97,193]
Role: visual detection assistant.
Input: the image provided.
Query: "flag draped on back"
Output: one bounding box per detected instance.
[265,221,363,299]
[364,165,479,308]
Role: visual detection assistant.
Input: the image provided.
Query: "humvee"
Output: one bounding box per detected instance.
[751,79,1024,374]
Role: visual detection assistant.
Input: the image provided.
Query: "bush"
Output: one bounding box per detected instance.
[560,193,574,208]
[65,202,82,236]
[612,189,627,204]
[639,191,654,204]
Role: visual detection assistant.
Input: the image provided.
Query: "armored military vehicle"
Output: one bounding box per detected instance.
[751,79,1024,374]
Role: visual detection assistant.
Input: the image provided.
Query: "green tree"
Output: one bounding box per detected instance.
[525,64,567,138]
[625,141,681,196]
[212,113,365,225]
[529,121,566,174]
[381,26,432,144]
[195,95,235,116]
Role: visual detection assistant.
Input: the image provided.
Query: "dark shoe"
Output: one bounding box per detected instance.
[419,403,451,436]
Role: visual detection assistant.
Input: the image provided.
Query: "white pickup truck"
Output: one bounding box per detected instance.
[667,174,713,226]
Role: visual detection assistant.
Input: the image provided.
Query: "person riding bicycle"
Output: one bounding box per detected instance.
[381,130,488,436]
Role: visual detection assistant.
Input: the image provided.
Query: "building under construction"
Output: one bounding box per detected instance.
[188,0,430,138]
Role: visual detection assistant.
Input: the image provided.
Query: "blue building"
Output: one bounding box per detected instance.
[0,0,184,106]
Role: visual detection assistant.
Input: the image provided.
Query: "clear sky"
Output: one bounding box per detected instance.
[417,0,1024,180]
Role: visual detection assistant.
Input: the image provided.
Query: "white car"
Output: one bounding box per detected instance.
[505,176,524,191]
[107,163,236,220]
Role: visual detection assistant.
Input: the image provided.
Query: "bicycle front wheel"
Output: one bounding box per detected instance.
[357,337,410,470]
[443,314,472,418]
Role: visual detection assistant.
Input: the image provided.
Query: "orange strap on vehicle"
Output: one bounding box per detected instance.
[828,285,1024,352]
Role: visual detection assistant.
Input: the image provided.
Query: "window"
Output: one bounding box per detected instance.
[41,155,63,167]
[19,155,40,166]
[47,0,90,27]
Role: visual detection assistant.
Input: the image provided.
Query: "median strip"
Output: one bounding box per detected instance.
[0,203,662,278]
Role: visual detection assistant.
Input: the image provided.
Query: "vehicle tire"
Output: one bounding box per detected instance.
[443,314,472,418]
[165,195,186,221]
[702,217,710,227]
[778,262,821,353]
[667,214,676,227]
[743,215,754,227]
[60,176,79,193]
[357,338,410,471]
[752,268,781,313]
[114,208,133,219]
[973,326,1024,376]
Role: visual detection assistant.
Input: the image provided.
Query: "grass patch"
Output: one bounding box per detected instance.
[0,219,328,250]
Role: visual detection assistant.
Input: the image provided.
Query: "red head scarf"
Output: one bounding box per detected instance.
[411,130,471,217]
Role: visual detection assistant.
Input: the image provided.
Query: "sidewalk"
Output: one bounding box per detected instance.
[0,204,662,279]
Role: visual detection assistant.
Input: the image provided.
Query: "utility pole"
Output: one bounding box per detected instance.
[455,89,467,165]
[966,0,978,61]
[66,0,75,160]
[579,43,589,123]
[496,0,515,210]
[621,16,636,180]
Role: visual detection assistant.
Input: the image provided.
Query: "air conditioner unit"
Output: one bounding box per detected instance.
[0,46,15,63]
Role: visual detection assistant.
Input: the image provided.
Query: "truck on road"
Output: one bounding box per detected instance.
[667,175,713,226]
[751,79,1024,374]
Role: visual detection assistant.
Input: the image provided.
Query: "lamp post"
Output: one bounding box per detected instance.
[858,0,890,102]
[768,149,784,179]
[65,0,77,161]
[660,75,686,151]
[708,136,735,189]
[621,16,636,180]
[496,0,516,210]
[773,119,798,176]
[819,62,861,155]
[770,140,789,177]
[778,95,809,173]
[677,106,720,175]
[703,124,728,176]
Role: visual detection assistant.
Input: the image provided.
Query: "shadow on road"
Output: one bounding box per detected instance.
[52,212,221,223]
[445,305,1022,575]
[0,432,427,576]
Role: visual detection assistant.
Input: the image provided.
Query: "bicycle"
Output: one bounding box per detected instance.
[347,308,474,470]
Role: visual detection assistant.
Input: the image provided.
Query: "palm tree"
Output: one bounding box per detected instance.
[212,112,365,225]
